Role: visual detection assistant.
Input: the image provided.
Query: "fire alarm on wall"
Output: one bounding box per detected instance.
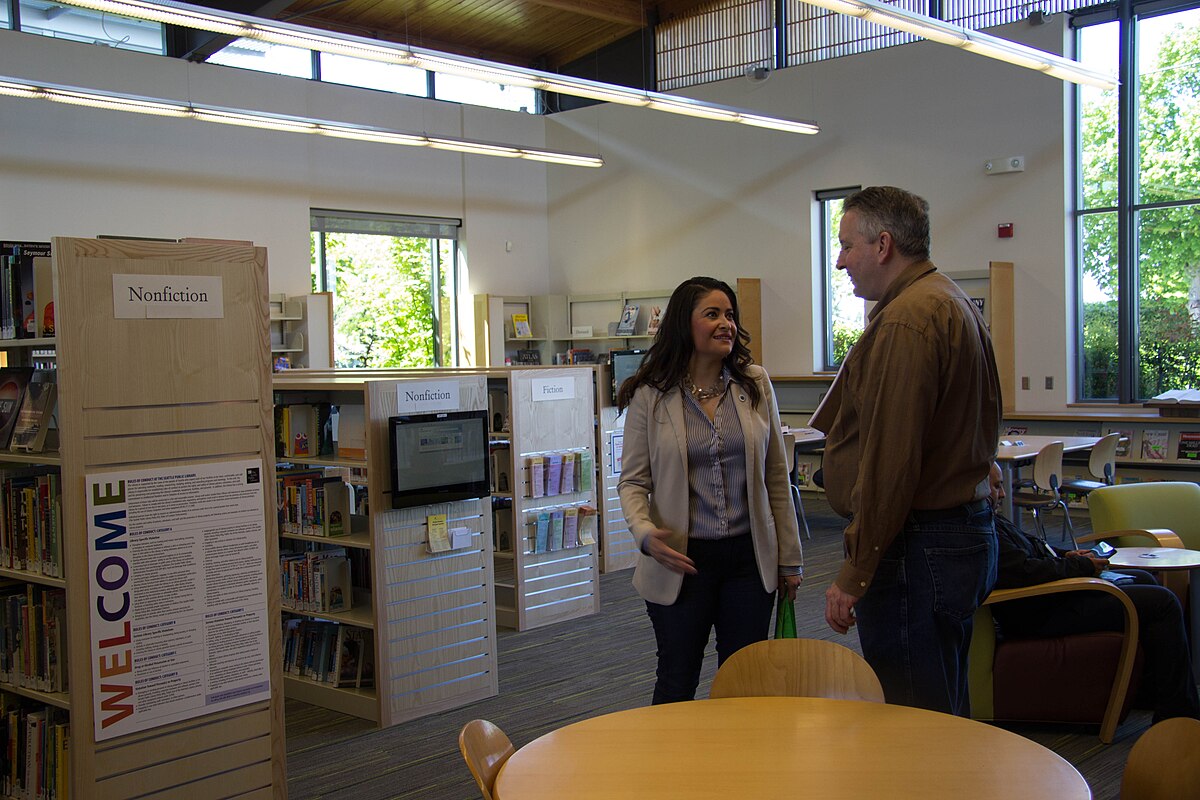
[998,223,1014,238]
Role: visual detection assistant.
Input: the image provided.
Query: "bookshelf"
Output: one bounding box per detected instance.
[272,372,500,726]
[270,292,333,371]
[43,237,285,799]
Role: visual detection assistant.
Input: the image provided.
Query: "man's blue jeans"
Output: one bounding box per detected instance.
[855,505,998,716]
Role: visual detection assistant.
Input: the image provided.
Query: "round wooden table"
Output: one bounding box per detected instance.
[1109,546,1200,683]
[494,696,1091,799]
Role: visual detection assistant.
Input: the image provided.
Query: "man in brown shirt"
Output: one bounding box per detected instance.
[810,186,1002,715]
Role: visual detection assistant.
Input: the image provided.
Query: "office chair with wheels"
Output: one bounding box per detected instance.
[710,638,885,703]
[459,719,515,800]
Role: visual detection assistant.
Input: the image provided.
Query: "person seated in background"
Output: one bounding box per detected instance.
[986,463,1199,723]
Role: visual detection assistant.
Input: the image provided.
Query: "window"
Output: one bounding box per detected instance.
[310,210,461,368]
[319,53,429,97]
[432,74,536,113]
[207,39,314,78]
[818,187,864,370]
[16,0,164,54]
[1076,5,1200,401]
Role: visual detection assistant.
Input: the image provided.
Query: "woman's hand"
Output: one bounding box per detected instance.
[643,528,698,575]
[779,573,803,600]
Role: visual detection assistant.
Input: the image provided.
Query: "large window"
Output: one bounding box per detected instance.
[310,210,460,368]
[818,187,865,370]
[1076,4,1200,401]
[15,0,164,53]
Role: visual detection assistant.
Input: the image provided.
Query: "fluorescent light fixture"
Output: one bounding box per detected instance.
[800,0,1118,90]
[0,75,605,167]
[49,0,820,134]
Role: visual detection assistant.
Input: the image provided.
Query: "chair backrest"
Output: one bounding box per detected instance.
[709,638,885,703]
[783,432,796,474]
[1120,717,1200,800]
[1087,432,1122,483]
[459,719,515,800]
[1088,481,1200,551]
[1031,440,1065,494]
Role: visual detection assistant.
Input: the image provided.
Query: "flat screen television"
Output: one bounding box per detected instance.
[610,349,648,405]
[388,409,491,509]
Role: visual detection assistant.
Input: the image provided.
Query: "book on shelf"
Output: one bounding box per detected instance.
[0,368,33,450]
[514,348,541,365]
[1140,428,1168,460]
[1177,431,1200,461]
[615,304,640,336]
[333,403,366,459]
[511,313,532,338]
[1104,426,1134,458]
[1,471,63,577]
[9,369,57,454]
[1147,388,1200,404]
[646,305,663,337]
[0,242,51,341]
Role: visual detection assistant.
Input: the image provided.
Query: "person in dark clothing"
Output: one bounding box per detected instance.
[987,463,1199,723]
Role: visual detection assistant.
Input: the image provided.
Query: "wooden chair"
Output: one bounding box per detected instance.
[782,432,812,540]
[709,638,885,703]
[1060,431,1121,498]
[1120,717,1200,800]
[459,719,515,800]
[966,578,1140,744]
[1011,440,1077,547]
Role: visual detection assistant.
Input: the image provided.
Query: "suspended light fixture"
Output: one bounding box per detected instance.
[46,0,821,134]
[0,76,606,167]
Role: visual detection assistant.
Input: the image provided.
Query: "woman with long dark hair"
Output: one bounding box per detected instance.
[617,276,803,704]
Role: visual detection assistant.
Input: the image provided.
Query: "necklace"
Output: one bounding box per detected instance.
[685,374,725,401]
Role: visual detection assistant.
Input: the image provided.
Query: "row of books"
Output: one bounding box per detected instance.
[277,469,354,538]
[0,368,58,454]
[0,586,67,695]
[282,618,374,689]
[525,450,594,498]
[0,241,54,341]
[0,472,63,578]
[280,549,353,614]
[273,402,367,461]
[526,505,598,554]
[0,694,68,800]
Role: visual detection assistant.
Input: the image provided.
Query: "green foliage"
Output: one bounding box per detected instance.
[1080,18,1200,399]
[832,322,861,365]
[315,232,439,368]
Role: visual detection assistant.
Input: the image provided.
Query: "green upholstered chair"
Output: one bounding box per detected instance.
[1077,481,1200,551]
[967,578,1141,744]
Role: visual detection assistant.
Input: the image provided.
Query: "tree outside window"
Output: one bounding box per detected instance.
[818,187,865,370]
[1078,7,1200,401]
[310,211,459,368]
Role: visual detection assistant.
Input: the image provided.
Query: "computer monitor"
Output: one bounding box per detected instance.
[388,409,491,509]
[610,349,648,405]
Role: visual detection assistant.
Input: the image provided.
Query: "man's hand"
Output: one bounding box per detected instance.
[1066,550,1110,574]
[642,528,698,575]
[825,583,859,634]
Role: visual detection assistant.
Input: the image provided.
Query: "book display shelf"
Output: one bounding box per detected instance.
[272,371,500,726]
[9,237,286,799]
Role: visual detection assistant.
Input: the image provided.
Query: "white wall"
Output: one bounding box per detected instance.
[546,18,1075,412]
[1,18,1082,412]
[0,29,553,298]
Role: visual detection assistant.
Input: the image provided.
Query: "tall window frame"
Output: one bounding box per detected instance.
[1074,0,1200,402]
[818,186,864,371]
[310,210,461,369]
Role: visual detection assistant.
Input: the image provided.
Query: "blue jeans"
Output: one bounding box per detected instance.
[645,535,774,705]
[855,506,997,716]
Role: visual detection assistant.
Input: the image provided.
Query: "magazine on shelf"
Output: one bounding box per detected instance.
[1140,428,1168,460]
[1177,431,1200,461]
[615,304,639,336]
[511,313,532,338]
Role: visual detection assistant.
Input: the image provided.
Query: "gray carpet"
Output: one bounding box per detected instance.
[285,497,1151,799]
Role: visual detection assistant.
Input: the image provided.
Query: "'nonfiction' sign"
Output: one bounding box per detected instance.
[396,380,460,413]
[113,274,224,319]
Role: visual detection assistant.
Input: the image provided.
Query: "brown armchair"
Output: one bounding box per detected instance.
[968,577,1141,744]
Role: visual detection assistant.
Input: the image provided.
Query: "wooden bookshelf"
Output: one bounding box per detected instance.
[48,237,285,798]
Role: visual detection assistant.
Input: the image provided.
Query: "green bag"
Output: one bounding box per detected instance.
[774,591,797,639]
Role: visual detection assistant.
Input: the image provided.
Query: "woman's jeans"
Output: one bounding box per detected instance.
[645,534,773,705]
[855,505,998,716]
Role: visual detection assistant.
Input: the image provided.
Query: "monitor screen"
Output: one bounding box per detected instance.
[610,349,647,404]
[388,409,490,509]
